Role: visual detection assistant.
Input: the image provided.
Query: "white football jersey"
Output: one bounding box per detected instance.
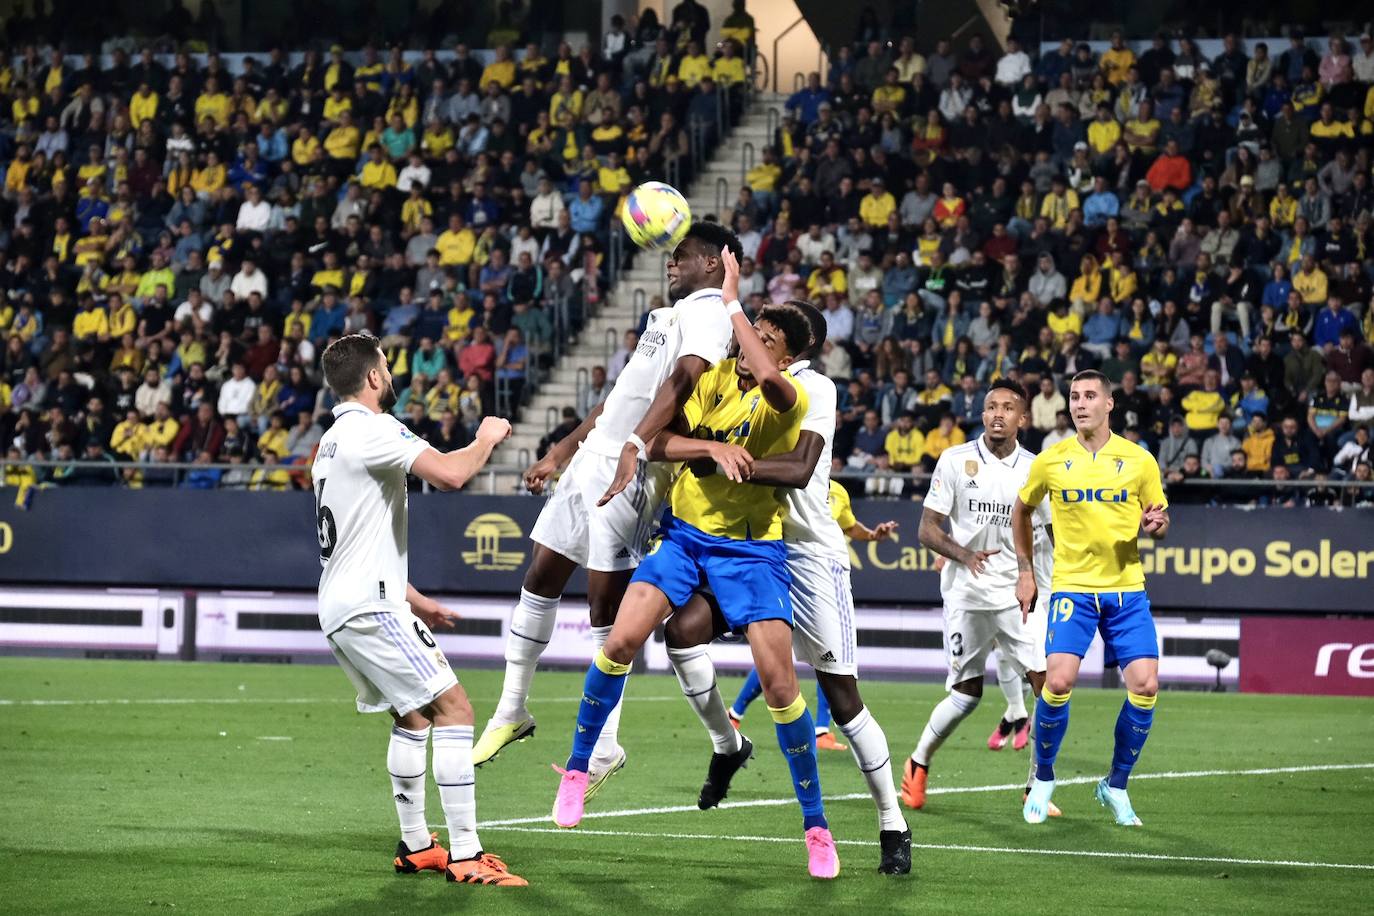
[314,402,431,634]
[780,361,848,564]
[925,436,1053,611]
[582,286,730,458]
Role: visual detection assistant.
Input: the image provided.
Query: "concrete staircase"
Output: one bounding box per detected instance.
[489,92,788,488]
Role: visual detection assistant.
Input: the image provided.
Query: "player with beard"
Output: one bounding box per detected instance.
[473,224,739,801]
[551,285,843,878]
[312,333,525,886]
[901,379,1059,816]
[658,288,913,875]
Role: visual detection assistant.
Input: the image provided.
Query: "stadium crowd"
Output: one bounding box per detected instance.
[733,26,1374,506]
[1,12,1372,507]
[0,1,753,491]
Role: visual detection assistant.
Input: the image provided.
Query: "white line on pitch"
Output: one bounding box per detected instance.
[0,695,684,707]
[477,762,1374,828]
[483,826,1374,872]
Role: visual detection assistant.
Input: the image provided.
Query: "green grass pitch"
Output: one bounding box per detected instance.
[1,657,1371,914]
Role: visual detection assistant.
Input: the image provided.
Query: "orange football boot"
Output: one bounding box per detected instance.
[394,833,449,873]
[446,853,529,887]
[815,732,848,751]
[900,759,928,810]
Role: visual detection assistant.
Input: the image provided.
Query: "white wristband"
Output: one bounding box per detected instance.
[725,299,744,316]
[627,433,647,454]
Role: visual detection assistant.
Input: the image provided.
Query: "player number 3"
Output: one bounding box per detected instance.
[1052,597,1074,623]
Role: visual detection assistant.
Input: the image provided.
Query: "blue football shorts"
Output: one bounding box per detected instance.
[1045,589,1159,669]
[631,513,793,630]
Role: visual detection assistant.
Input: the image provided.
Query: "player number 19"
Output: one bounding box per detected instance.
[1051,597,1074,623]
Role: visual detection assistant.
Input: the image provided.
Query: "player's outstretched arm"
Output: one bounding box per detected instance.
[525,402,606,495]
[745,430,824,488]
[1012,497,1038,622]
[918,506,998,574]
[597,354,711,506]
[721,248,796,412]
[406,584,461,630]
[846,519,899,541]
[411,416,512,491]
[647,427,755,482]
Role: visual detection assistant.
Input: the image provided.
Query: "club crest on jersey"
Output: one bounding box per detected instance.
[964,460,978,477]
[1114,458,1125,475]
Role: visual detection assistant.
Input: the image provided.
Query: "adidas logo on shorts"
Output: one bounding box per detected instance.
[820,651,837,663]
[614,546,631,559]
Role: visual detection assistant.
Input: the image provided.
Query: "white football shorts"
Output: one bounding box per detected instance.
[328,604,458,715]
[530,447,671,572]
[787,549,858,677]
[942,602,1040,689]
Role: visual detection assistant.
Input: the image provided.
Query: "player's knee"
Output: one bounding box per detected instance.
[818,676,862,724]
[1129,676,1159,699]
[601,634,638,667]
[427,685,473,726]
[951,676,984,698]
[1043,674,1075,698]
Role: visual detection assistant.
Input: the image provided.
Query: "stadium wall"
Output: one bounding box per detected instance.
[0,492,1370,613]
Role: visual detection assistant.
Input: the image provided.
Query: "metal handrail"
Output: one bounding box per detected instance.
[543,405,559,435]
[766,107,780,145]
[575,365,589,414]
[715,176,728,218]
[793,72,804,92]
[715,81,727,142]
[603,327,617,363]
[633,288,647,324]
[772,15,806,93]
[741,140,755,185]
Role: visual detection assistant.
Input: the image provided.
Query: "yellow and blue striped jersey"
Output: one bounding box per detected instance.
[828,479,856,530]
[1018,433,1167,592]
[671,359,809,540]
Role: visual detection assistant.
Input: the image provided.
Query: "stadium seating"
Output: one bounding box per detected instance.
[0,19,1372,507]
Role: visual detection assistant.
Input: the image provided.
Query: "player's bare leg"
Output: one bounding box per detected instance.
[816,670,911,876]
[477,545,577,764]
[1095,657,1158,827]
[749,618,838,879]
[663,598,755,809]
[390,685,528,886]
[905,676,982,810]
[1025,652,1082,824]
[554,584,672,828]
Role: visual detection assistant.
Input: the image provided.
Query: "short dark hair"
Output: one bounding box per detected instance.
[1070,369,1111,393]
[988,378,1028,403]
[756,304,813,359]
[684,221,743,262]
[785,298,826,361]
[322,333,383,397]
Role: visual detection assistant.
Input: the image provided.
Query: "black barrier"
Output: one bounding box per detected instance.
[0,491,1370,612]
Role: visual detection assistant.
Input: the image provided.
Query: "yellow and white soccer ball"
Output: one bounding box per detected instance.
[621,181,692,250]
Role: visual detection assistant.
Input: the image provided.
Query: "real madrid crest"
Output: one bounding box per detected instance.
[964,460,979,477]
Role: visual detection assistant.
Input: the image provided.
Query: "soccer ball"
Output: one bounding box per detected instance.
[621,181,692,251]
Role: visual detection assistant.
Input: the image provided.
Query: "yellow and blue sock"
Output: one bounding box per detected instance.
[566,650,630,772]
[770,694,827,831]
[731,668,762,718]
[1109,692,1156,789]
[1033,688,1072,782]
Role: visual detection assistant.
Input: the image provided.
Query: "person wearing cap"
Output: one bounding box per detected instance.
[325,44,354,92]
[859,175,896,229]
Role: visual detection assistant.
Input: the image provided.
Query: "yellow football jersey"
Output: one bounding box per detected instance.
[828,479,856,530]
[671,359,809,540]
[1018,432,1167,592]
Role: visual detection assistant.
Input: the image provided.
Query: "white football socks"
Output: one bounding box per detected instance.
[912,689,981,767]
[997,657,1028,722]
[838,705,905,831]
[668,645,741,755]
[432,724,481,861]
[588,625,628,768]
[493,588,560,723]
[387,724,431,852]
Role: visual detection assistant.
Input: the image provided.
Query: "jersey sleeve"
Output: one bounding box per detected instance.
[1018,452,1050,507]
[923,452,956,515]
[361,415,432,473]
[1033,497,1053,528]
[680,362,722,433]
[829,481,858,529]
[800,373,837,437]
[1140,453,1168,510]
[677,300,732,366]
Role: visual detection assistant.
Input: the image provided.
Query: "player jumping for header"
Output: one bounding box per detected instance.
[1013,369,1170,826]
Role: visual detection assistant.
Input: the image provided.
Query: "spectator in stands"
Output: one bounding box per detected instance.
[1158,415,1198,473]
